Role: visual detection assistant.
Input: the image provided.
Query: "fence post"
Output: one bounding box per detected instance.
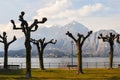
[86,62,88,68]
[104,62,105,68]
[20,63,23,69]
[49,63,50,68]
[58,63,60,68]
[96,62,97,68]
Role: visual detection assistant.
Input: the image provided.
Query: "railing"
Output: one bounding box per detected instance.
[0,62,119,69]
[43,62,120,69]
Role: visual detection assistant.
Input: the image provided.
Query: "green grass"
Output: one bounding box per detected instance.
[0,68,120,80]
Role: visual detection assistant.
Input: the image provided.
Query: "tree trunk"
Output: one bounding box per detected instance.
[25,39,31,78]
[4,45,8,69]
[76,42,83,74]
[36,45,45,70]
[39,50,44,70]
[109,45,113,69]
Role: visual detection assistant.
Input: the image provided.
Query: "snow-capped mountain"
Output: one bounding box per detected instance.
[30,21,89,52]
[31,21,120,57]
[0,21,120,57]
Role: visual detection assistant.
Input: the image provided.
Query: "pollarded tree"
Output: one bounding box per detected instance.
[31,38,57,70]
[0,32,16,69]
[66,31,92,74]
[116,34,120,43]
[10,11,47,78]
[98,33,117,69]
[116,34,120,54]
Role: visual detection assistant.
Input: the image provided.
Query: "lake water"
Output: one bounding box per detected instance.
[0,57,120,68]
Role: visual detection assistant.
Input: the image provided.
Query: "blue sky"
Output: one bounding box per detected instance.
[0,0,120,39]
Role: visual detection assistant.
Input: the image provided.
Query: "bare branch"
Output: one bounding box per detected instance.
[0,40,3,43]
[30,38,39,44]
[38,38,46,47]
[98,32,117,46]
[30,19,38,31]
[8,36,17,46]
[100,33,103,37]
[39,38,45,43]
[37,17,47,23]
[11,20,23,30]
[116,34,120,43]
[66,31,77,42]
[30,17,47,32]
[0,35,3,39]
[81,30,92,46]
[48,39,57,44]
[44,39,57,48]
[98,33,109,42]
[19,12,28,33]
[53,40,57,44]
[77,33,84,38]
[84,31,93,39]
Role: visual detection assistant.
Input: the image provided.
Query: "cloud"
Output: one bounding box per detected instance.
[33,0,107,26]
[78,3,103,16]
[33,0,71,19]
[0,23,24,40]
[0,0,115,40]
[77,15,120,32]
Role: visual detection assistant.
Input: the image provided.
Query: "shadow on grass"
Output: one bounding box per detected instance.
[84,69,120,74]
[85,72,120,74]
[0,69,24,75]
[109,76,120,80]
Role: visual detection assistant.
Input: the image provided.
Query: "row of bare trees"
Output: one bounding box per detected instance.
[66,31,120,74]
[0,11,120,78]
[0,11,57,78]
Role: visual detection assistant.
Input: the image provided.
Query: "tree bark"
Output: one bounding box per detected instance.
[36,45,44,70]
[10,11,47,78]
[4,45,8,69]
[109,44,113,69]
[76,42,83,74]
[25,34,31,78]
[39,50,44,70]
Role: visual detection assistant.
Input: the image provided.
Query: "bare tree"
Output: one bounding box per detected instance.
[0,32,16,69]
[31,38,57,70]
[98,33,117,69]
[116,34,120,43]
[10,11,47,78]
[66,31,92,74]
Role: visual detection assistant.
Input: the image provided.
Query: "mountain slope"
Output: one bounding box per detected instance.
[87,29,120,57]
[31,21,89,52]
[0,21,120,57]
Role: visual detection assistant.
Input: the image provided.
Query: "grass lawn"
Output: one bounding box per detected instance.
[0,68,120,80]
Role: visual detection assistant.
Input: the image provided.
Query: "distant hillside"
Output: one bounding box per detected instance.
[0,21,120,57]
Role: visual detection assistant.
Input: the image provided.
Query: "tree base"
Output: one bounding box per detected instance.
[26,72,32,78]
[77,71,83,74]
[108,68,113,70]
[40,68,45,70]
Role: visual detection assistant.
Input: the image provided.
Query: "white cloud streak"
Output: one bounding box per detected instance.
[0,0,119,40]
[0,23,24,40]
[33,0,107,27]
[33,0,71,19]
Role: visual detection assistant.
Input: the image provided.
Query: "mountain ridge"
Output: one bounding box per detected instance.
[0,21,120,57]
